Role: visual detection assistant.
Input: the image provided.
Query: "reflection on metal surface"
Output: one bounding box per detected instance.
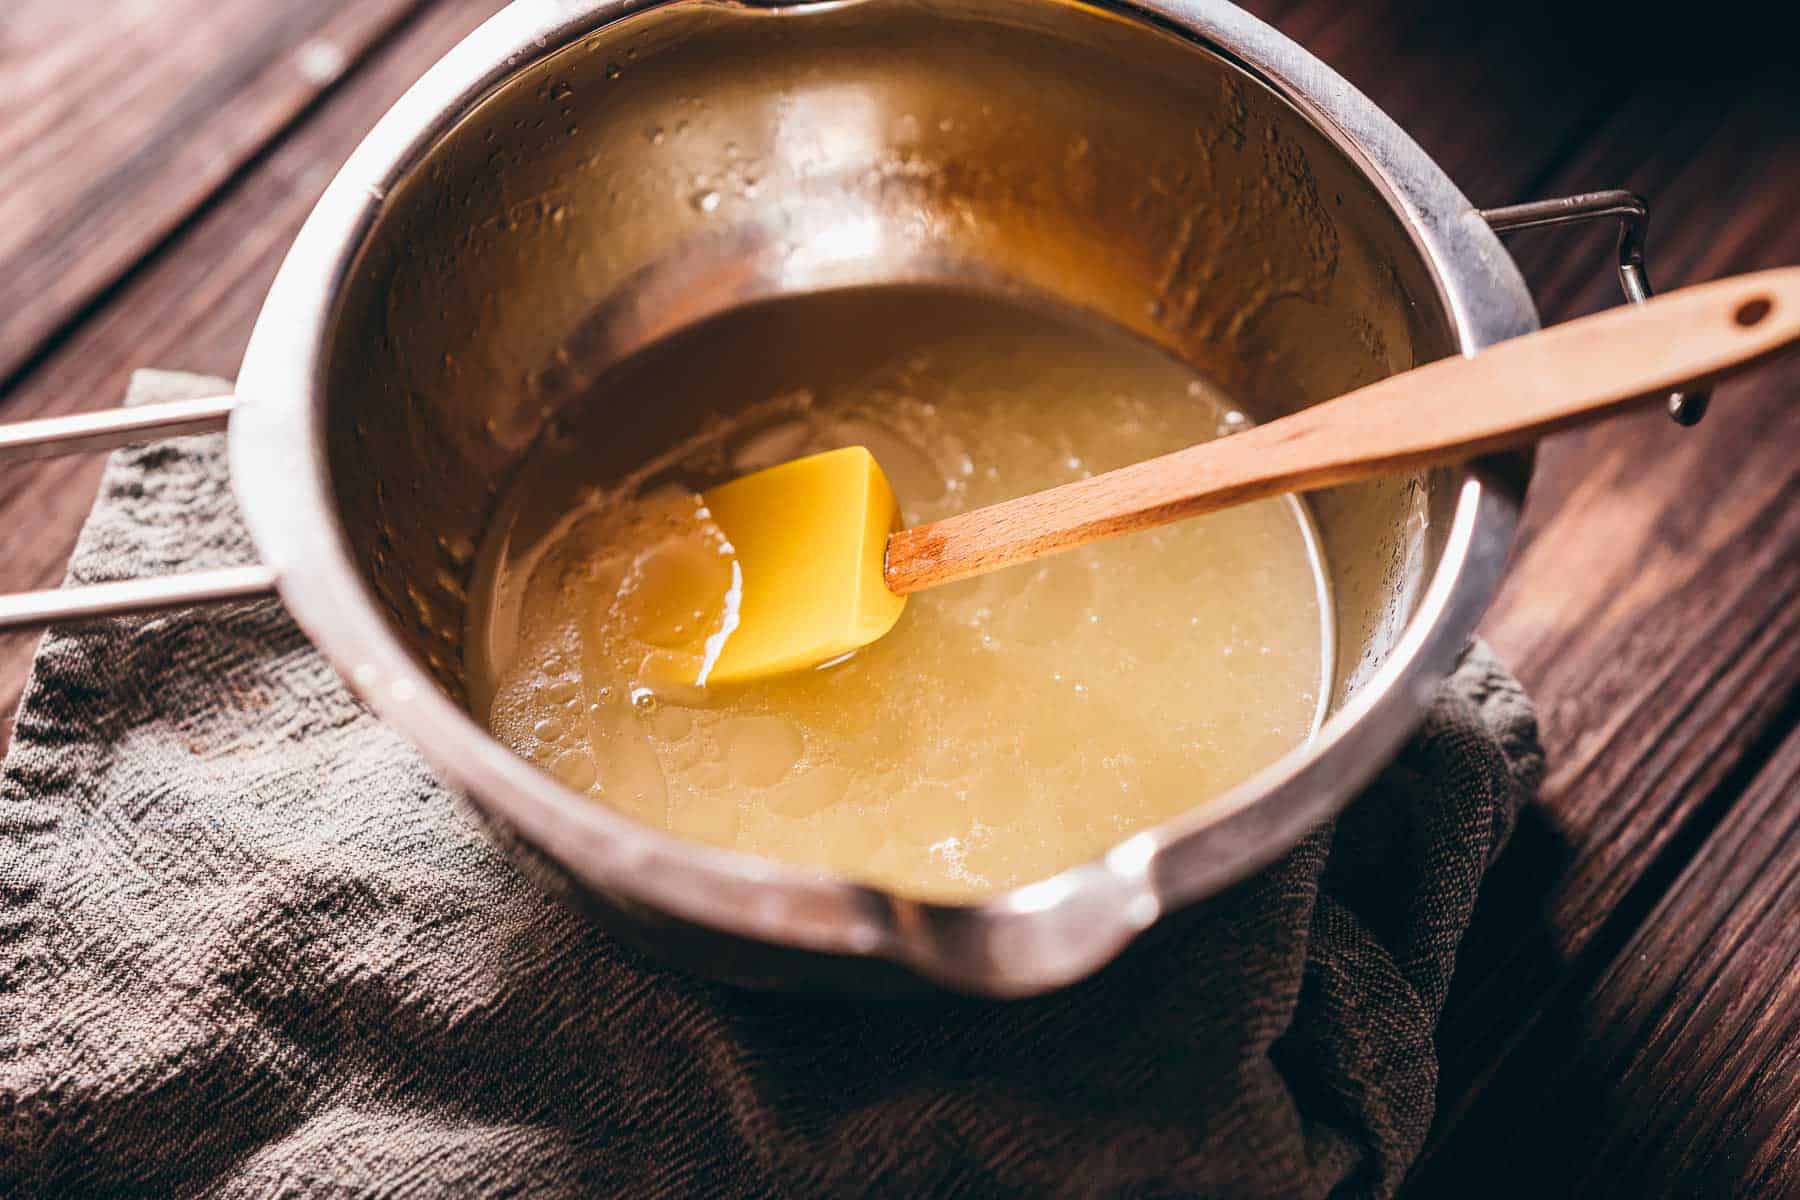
[1482,190,1709,425]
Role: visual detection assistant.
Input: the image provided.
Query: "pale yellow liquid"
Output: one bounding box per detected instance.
[468,288,1332,901]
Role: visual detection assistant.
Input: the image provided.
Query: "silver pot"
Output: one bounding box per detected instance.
[0,0,1696,996]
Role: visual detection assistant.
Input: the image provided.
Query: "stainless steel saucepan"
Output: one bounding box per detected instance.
[0,0,1699,996]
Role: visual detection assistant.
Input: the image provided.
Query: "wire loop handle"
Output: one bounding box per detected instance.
[1481,189,1709,426]
[0,395,278,631]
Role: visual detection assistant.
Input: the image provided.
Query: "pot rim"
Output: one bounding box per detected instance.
[230,0,1537,996]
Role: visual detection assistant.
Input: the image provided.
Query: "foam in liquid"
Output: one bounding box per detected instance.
[468,287,1333,901]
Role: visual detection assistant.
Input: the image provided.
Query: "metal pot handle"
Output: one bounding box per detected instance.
[0,395,278,631]
[1480,189,1708,426]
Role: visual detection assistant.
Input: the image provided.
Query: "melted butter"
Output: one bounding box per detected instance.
[468,287,1333,901]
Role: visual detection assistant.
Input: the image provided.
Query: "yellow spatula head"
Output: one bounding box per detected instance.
[700,445,905,685]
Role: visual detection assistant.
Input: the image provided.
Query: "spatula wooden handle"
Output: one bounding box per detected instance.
[883,267,1800,595]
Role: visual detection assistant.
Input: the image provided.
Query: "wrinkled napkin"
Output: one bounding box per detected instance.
[0,371,1541,1198]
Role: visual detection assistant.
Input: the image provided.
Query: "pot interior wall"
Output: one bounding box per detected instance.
[323,0,1460,721]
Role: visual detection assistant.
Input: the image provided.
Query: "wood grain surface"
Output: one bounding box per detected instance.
[1415,720,1800,1195]
[0,0,509,743]
[0,1,1794,1194]
[0,0,437,386]
[1411,60,1800,1193]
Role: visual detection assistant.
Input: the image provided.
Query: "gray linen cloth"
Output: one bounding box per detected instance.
[0,371,1542,1198]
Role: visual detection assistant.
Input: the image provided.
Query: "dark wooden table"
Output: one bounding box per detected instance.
[3,1,1795,1192]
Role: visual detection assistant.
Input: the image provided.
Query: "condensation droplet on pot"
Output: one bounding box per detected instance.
[646,126,665,145]
[691,190,720,214]
[605,62,622,80]
[551,82,573,100]
[432,536,468,568]
[404,581,435,625]
[630,687,659,714]
[1145,298,1165,319]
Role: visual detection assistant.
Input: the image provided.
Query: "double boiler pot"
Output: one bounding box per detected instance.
[0,0,1690,995]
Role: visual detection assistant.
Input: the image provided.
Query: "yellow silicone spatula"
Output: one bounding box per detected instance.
[699,268,1800,685]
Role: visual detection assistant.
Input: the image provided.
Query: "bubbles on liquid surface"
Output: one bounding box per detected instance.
[549,750,597,791]
[722,716,803,787]
[469,289,1330,901]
